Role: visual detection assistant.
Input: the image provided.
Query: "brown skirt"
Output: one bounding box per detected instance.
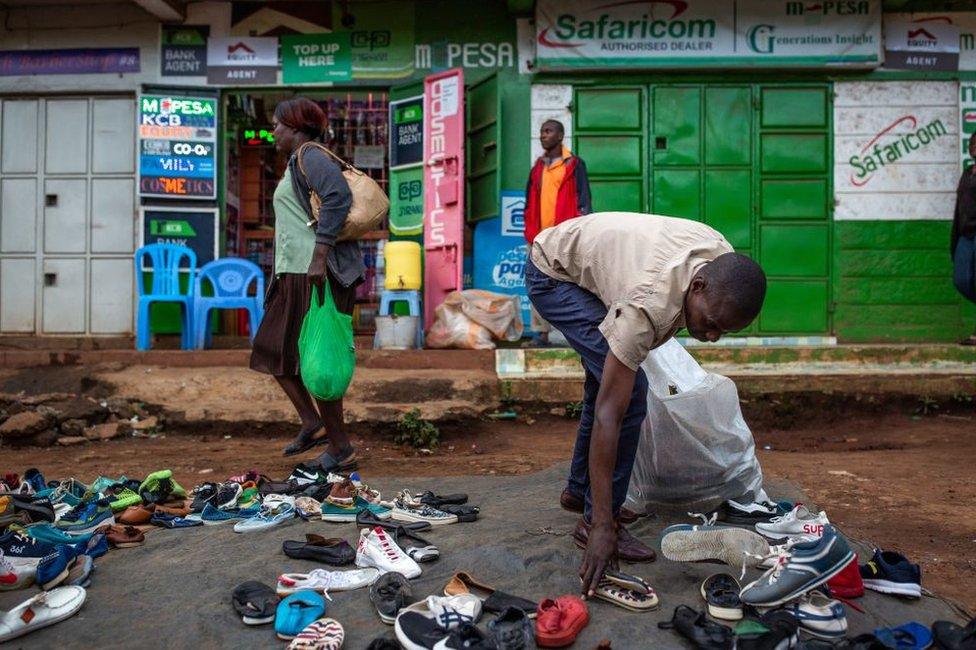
[249,272,357,377]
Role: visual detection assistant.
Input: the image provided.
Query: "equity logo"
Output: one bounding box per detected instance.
[848,115,948,187]
[226,42,257,61]
[786,1,869,15]
[538,1,714,49]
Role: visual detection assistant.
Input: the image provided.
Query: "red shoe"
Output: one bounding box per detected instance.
[536,595,589,648]
[828,553,864,599]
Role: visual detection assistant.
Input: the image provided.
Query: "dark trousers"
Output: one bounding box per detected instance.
[525,259,647,520]
[954,235,976,303]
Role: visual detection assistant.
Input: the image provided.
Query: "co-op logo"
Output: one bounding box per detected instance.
[352,30,391,50]
[747,24,775,53]
[849,115,948,187]
[398,180,422,201]
[493,247,527,289]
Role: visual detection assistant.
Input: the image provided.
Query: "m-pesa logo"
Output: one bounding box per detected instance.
[848,115,949,187]
[786,1,869,15]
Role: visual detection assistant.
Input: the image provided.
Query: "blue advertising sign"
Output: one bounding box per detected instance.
[472,191,533,331]
[138,95,218,200]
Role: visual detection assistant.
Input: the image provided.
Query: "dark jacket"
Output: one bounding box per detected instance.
[288,146,365,288]
[523,155,592,244]
[953,167,976,256]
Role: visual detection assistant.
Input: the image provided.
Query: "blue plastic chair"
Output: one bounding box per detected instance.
[134,243,197,351]
[193,258,265,349]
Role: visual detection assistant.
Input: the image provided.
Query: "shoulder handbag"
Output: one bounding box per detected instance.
[297,141,390,241]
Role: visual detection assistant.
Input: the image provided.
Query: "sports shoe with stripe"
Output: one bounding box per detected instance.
[859,549,921,598]
[356,526,421,579]
[276,567,380,596]
[388,491,457,526]
[287,618,344,650]
[786,591,847,639]
[740,525,855,607]
[55,499,115,536]
[755,505,829,541]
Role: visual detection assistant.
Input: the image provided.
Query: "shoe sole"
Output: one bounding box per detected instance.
[593,591,659,612]
[661,528,770,567]
[862,579,921,598]
[741,550,855,607]
[282,434,329,457]
[699,582,743,621]
[242,615,274,625]
[321,512,357,523]
[201,518,237,526]
[111,541,143,548]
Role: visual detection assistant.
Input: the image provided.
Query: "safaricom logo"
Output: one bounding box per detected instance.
[786,1,870,15]
[539,1,715,48]
[849,116,948,187]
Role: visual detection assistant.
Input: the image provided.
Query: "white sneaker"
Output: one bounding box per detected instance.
[356,526,421,579]
[787,591,847,639]
[0,585,86,642]
[388,492,458,526]
[755,505,829,540]
[394,594,482,647]
[276,567,380,596]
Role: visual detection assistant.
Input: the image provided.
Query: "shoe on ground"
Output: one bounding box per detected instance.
[213,481,243,511]
[394,526,439,563]
[118,504,155,525]
[0,494,55,526]
[198,503,257,525]
[488,606,535,649]
[99,524,145,548]
[289,462,329,487]
[658,605,734,650]
[416,490,468,508]
[102,484,142,512]
[356,508,430,533]
[874,622,933,650]
[444,571,538,619]
[236,483,260,509]
[787,591,847,639]
[65,554,93,587]
[721,498,781,525]
[828,554,864,599]
[536,595,589,648]
[36,546,74,591]
[932,618,976,650]
[154,501,191,517]
[283,534,356,566]
[234,502,295,533]
[150,511,202,528]
[735,610,800,650]
[436,504,479,522]
[574,519,656,563]
[740,525,855,607]
[389,491,458,526]
[755,505,830,541]
[0,585,87,642]
[277,567,380,596]
[370,571,413,624]
[356,526,421,579]
[55,499,115,536]
[275,591,326,641]
[288,617,345,650]
[295,496,323,520]
[232,581,279,626]
[859,548,922,598]
[320,480,359,522]
[700,573,742,621]
[559,488,583,513]
[589,575,659,612]
[0,527,63,589]
[394,594,483,649]
[660,522,770,568]
[138,469,186,504]
[190,482,218,513]
[21,524,106,560]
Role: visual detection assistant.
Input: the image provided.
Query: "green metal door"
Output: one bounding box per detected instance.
[573,81,832,336]
[466,73,500,222]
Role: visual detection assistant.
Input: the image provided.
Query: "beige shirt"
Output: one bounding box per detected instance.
[530,212,733,370]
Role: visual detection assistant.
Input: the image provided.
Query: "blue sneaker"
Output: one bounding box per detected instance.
[740,526,855,607]
[275,591,325,640]
[860,549,921,598]
[22,469,47,494]
[234,503,295,533]
[55,499,115,535]
[199,503,260,526]
[36,545,73,590]
[150,511,202,528]
[0,529,62,588]
[24,523,92,546]
[875,622,932,650]
[66,553,94,587]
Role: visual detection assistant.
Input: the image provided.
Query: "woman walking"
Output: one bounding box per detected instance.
[953,133,976,346]
[250,97,363,470]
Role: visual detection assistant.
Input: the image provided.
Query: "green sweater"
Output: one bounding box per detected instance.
[273,168,315,275]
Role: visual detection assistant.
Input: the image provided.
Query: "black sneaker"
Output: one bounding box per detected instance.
[736,610,800,650]
[370,571,413,624]
[658,605,734,650]
[441,623,497,649]
[394,611,451,648]
[438,504,480,523]
[701,574,743,621]
[365,636,401,650]
[488,607,534,649]
[190,482,218,513]
[418,491,468,507]
[213,481,242,511]
[281,534,355,565]
[720,498,780,525]
[288,462,327,487]
[232,580,280,625]
[932,618,976,650]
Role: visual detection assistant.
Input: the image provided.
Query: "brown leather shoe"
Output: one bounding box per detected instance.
[560,488,584,513]
[99,524,145,548]
[154,501,191,517]
[618,507,641,525]
[572,518,656,563]
[117,504,154,525]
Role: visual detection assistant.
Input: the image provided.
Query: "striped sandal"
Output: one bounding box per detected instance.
[287,618,345,650]
[589,577,660,612]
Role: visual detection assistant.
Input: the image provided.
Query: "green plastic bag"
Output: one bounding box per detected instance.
[298,282,356,401]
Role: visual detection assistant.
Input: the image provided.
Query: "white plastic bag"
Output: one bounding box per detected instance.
[624,339,763,514]
[426,290,523,350]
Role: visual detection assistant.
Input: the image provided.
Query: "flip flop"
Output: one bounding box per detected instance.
[288,617,345,650]
[588,576,659,612]
[318,448,358,474]
[283,425,328,457]
[604,569,654,596]
[874,623,933,650]
[0,586,87,642]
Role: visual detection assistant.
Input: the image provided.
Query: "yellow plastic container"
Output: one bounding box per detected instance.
[384,241,422,290]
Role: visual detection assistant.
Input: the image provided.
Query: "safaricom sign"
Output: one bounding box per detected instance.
[534,0,881,69]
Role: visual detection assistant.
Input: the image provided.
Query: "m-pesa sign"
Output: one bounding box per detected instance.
[138,94,217,200]
[848,115,949,186]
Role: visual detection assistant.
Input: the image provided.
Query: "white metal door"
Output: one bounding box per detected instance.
[0,95,137,335]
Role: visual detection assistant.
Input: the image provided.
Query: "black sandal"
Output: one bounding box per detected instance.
[356,508,431,532]
[317,446,358,473]
[282,424,328,457]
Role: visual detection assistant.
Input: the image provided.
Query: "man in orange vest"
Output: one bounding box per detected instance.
[524,119,592,345]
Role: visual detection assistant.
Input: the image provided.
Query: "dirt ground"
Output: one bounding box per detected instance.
[3,411,975,615]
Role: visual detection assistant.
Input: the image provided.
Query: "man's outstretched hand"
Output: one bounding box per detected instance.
[580,521,617,597]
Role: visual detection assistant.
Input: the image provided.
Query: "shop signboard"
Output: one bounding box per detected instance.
[138,94,218,200]
[0,48,139,75]
[423,68,465,328]
[961,82,976,171]
[473,191,532,329]
[885,13,976,71]
[389,95,424,168]
[240,126,274,148]
[884,17,959,71]
[161,25,209,77]
[534,0,881,69]
[207,37,277,85]
[389,165,424,236]
[834,81,958,221]
[139,207,219,269]
[281,33,352,83]
[340,1,415,79]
